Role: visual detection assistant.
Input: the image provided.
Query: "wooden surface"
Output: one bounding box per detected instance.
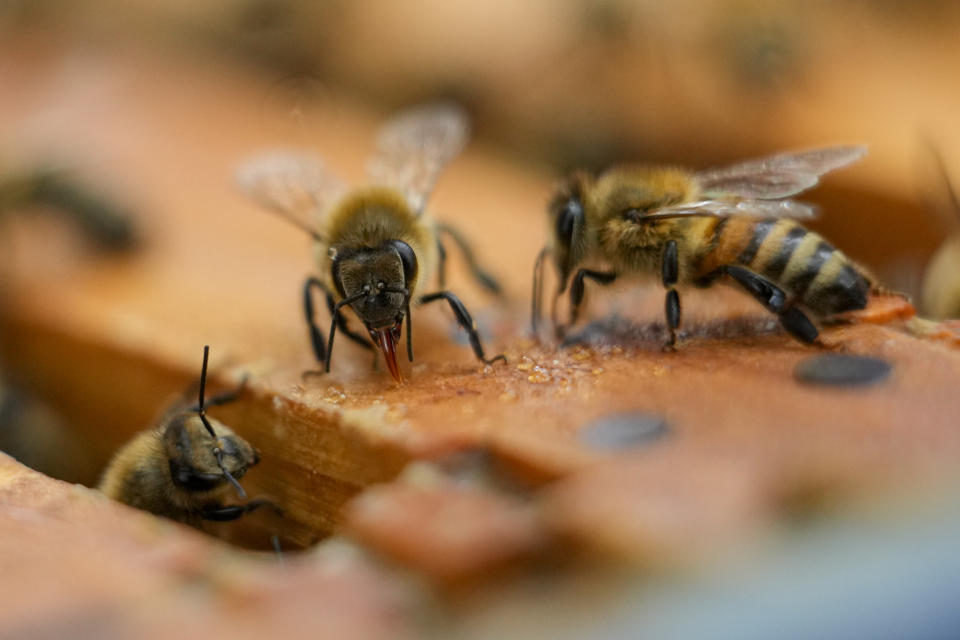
[1,31,960,635]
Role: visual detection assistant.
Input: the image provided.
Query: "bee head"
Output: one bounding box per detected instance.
[548,174,590,284]
[331,241,417,382]
[164,414,260,493]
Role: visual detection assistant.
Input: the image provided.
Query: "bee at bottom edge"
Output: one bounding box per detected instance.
[533,145,881,348]
[99,346,278,529]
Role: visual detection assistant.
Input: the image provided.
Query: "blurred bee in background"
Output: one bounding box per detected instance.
[99,346,275,528]
[0,164,137,250]
[533,146,873,348]
[0,374,98,483]
[238,103,506,383]
[920,146,960,319]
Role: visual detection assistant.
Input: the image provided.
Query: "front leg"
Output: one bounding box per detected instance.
[303,277,331,363]
[304,277,375,368]
[418,291,507,365]
[187,376,249,413]
[662,240,681,348]
[564,269,618,335]
[201,498,281,522]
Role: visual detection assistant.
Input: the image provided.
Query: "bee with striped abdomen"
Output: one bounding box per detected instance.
[533,146,873,347]
[99,347,275,528]
[238,103,505,383]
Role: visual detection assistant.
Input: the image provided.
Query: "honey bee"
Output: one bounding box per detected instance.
[533,146,873,347]
[238,103,505,382]
[99,347,275,528]
[0,164,136,250]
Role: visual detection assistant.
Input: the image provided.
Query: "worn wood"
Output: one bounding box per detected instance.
[1,29,960,635]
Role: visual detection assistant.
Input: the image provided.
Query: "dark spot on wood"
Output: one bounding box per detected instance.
[579,411,670,450]
[794,354,891,388]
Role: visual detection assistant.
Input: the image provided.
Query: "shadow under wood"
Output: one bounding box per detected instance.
[561,314,782,350]
[0,321,414,551]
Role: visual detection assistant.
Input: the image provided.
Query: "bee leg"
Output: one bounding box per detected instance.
[324,290,375,353]
[186,377,249,414]
[201,498,281,522]
[304,277,375,365]
[436,222,503,296]
[722,266,819,344]
[323,289,370,374]
[303,277,331,363]
[436,236,448,289]
[197,376,250,410]
[662,241,681,348]
[567,269,618,332]
[418,291,507,365]
[322,287,380,371]
[780,307,820,344]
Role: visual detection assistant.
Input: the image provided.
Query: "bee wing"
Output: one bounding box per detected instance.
[236,149,347,239]
[695,145,866,199]
[366,103,469,214]
[642,199,818,221]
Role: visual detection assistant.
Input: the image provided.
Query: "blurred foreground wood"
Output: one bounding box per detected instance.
[1,34,960,635]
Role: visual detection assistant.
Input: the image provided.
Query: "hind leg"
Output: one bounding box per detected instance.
[662,241,682,348]
[722,266,819,344]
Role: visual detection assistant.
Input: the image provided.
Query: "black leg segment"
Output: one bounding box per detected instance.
[199,376,249,410]
[324,289,375,352]
[303,277,330,363]
[304,277,374,366]
[779,307,819,344]
[662,241,682,347]
[201,498,279,522]
[188,378,248,413]
[662,240,679,287]
[723,266,786,313]
[722,265,819,344]
[418,291,506,365]
[324,289,368,373]
[665,289,681,341]
[436,236,448,290]
[568,269,618,327]
[436,222,503,296]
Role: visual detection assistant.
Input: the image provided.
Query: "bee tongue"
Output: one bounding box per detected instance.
[371,326,403,383]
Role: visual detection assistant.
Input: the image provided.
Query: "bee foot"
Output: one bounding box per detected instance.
[301,368,328,381]
[815,339,846,352]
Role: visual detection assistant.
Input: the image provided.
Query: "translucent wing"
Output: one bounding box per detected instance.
[236,149,347,239]
[640,198,817,221]
[366,103,469,214]
[695,145,866,199]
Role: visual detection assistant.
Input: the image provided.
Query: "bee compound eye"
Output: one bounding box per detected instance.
[389,240,418,286]
[556,198,584,246]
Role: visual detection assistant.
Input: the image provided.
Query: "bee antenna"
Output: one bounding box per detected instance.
[198,345,210,418]
[196,345,247,499]
[216,450,247,499]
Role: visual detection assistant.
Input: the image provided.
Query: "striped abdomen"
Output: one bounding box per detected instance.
[694,217,870,316]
